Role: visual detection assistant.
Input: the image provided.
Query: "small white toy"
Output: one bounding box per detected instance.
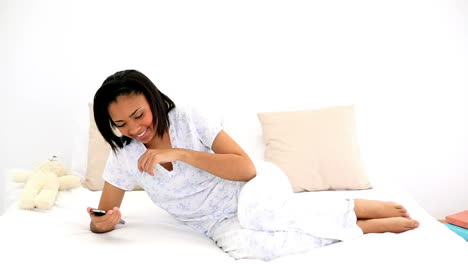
[12,156,81,210]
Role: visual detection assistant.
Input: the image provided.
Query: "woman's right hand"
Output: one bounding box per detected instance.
[87,206,122,233]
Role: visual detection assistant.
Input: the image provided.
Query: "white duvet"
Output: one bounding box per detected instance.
[0,185,466,263]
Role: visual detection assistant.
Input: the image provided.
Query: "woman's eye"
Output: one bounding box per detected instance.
[135,113,143,119]
[116,124,125,128]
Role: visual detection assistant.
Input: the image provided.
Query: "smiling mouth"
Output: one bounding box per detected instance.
[136,128,148,139]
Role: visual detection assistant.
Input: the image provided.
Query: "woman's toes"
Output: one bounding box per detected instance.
[407,219,419,229]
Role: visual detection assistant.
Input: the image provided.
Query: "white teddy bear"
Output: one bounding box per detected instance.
[12,156,81,210]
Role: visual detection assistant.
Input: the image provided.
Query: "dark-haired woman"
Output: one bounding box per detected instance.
[88,70,419,261]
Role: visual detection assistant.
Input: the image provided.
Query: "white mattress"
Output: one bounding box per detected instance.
[1,185,466,263]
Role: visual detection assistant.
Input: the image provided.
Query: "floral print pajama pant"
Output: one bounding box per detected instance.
[211,162,363,261]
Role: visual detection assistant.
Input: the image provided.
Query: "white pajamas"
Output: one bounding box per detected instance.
[212,161,362,260]
[102,105,363,261]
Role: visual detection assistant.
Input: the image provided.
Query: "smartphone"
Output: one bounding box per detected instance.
[90,208,126,224]
[90,208,106,216]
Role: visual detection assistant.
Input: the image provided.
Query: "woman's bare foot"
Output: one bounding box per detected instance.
[357,217,419,234]
[354,199,409,219]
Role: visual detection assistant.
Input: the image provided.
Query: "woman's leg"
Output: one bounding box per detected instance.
[238,161,419,241]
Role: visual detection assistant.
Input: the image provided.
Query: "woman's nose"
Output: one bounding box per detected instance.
[128,123,141,135]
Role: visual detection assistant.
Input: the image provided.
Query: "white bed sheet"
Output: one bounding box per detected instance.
[1,186,466,263]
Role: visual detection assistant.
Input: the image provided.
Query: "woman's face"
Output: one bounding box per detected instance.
[108,93,156,144]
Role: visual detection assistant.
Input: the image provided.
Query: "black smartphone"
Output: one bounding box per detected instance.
[90,208,125,224]
[90,208,106,216]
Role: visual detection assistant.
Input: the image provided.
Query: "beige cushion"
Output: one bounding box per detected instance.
[257,105,372,192]
[83,104,142,191]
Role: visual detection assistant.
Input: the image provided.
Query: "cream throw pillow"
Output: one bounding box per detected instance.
[257,105,372,192]
[83,104,142,191]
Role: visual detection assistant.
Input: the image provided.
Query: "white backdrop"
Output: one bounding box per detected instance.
[1,0,466,219]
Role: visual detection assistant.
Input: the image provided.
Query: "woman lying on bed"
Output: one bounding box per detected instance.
[88,69,420,261]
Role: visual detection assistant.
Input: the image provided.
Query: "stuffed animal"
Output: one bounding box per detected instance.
[12,156,82,210]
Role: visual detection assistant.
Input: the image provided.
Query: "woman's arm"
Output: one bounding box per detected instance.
[178,130,256,181]
[88,182,125,233]
[138,130,256,181]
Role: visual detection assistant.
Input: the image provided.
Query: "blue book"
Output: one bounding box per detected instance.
[443,223,468,241]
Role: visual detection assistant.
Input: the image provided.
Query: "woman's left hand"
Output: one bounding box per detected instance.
[138,149,181,176]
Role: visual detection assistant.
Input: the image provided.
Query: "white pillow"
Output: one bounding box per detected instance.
[257,105,372,192]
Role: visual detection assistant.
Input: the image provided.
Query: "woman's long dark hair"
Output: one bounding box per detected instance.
[93,70,175,152]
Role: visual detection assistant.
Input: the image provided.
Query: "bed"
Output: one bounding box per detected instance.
[1,184,466,263]
[1,105,466,263]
